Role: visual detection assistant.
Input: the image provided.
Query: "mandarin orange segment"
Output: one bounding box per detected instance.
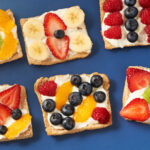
[55,81,73,110]
[0,32,17,60]
[73,95,96,123]
[4,114,32,140]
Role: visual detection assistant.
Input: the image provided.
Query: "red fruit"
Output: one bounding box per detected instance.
[44,13,67,36]
[145,25,150,35]
[38,81,57,96]
[127,67,150,92]
[46,36,69,59]
[141,8,150,25]
[104,12,123,26]
[103,0,123,12]
[104,26,122,39]
[120,98,149,122]
[0,103,11,125]
[148,36,150,43]
[139,0,150,8]
[0,84,21,110]
[92,107,110,124]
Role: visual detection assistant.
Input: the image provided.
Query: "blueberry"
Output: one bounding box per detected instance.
[69,92,83,106]
[0,125,7,135]
[50,113,63,125]
[125,0,136,6]
[127,31,138,42]
[62,117,75,130]
[54,30,65,39]
[94,91,106,103]
[125,19,138,31]
[11,109,22,120]
[124,7,138,19]
[79,82,93,96]
[61,104,74,116]
[90,75,103,88]
[71,75,82,87]
[42,99,55,112]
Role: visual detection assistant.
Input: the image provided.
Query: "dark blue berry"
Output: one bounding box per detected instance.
[62,117,75,130]
[54,30,65,39]
[42,99,55,112]
[61,104,74,116]
[71,75,82,87]
[69,92,83,106]
[11,109,22,120]
[79,82,92,96]
[124,7,138,19]
[94,91,106,103]
[127,32,138,42]
[0,125,7,135]
[125,0,136,6]
[90,75,103,88]
[125,19,138,31]
[50,113,63,125]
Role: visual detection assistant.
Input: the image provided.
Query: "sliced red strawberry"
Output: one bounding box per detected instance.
[141,8,150,25]
[104,26,122,39]
[144,25,150,35]
[120,98,149,122]
[44,13,67,36]
[46,36,69,59]
[127,67,150,92]
[139,0,150,8]
[0,84,21,110]
[0,103,11,125]
[104,12,123,26]
[148,36,150,43]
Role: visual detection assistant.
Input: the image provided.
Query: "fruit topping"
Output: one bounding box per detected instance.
[11,109,22,120]
[63,6,85,28]
[4,114,32,140]
[141,8,150,25]
[125,0,136,6]
[23,19,45,39]
[62,117,75,130]
[120,98,149,122]
[38,80,57,96]
[0,125,7,135]
[145,25,150,35]
[0,104,11,125]
[79,82,93,96]
[124,7,138,19]
[104,26,122,39]
[46,35,69,59]
[90,75,103,88]
[50,112,63,125]
[55,81,73,110]
[0,35,3,48]
[148,36,150,43]
[127,31,138,42]
[73,95,96,123]
[70,31,92,52]
[125,19,138,31]
[44,13,67,36]
[142,86,150,104]
[103,0,123,12]
[42,99,56,112]
[54,30,65,39]
[104,12,123,26]
[94,91,106,103]
[28,40,50,61]
[68,92,83,106]
[0,84,20,110]
[92,107,110,124]
[127,68,150,92]
[139,0,150,8]
[71,75,82,87]
[61,104,74,116]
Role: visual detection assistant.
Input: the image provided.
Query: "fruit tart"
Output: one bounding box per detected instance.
[0,9,23,64]
[0,84,33,142]
[100,0,150,49]
[20,6,93,65]
[120,66,150,124]
[34,73,112,135]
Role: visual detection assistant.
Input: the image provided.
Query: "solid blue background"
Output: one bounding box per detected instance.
[0,0,150,149]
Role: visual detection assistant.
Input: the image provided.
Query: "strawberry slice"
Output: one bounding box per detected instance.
[120,98,149,122]
[46,36,69,59]
[0,84,21,110]
[44,13,67,36]
[127,68,150,92]
[0,103,11,125]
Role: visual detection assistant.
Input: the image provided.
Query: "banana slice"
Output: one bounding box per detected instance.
[28,40,50,61]
[70,31,92,52]
[23,19,45,39]
[63,6,85,28]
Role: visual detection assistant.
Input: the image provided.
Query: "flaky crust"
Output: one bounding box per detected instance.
[34,72,112,135]
[0,85,33,142]
[0,9,23,65]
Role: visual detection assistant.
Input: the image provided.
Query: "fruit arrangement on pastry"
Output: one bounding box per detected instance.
[34,73,112,135]
[100,0,150,49]
[0,84,33,142]
[0,9,23,64]
[20,6,93,65]
[120,66,150,124]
